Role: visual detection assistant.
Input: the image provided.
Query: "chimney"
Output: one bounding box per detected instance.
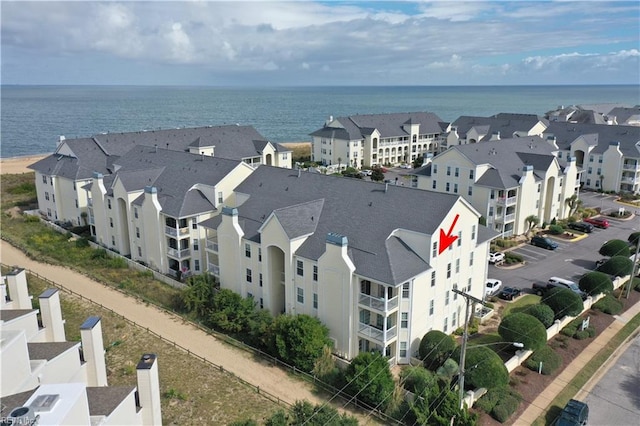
[6,268,31,309]
[80,316,108,386]
[39,288,66,342]
[57,135,66,147]
[136,353,162,426]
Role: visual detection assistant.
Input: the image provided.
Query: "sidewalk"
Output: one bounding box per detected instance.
[516,297,640,424]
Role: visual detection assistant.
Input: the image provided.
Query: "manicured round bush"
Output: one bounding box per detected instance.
[418,330,457,371]
[498,313,547,351]
[593,294,623,315]
[599,239,632,257]
[575,330,590,340]
[628,232,640,246]
[452,346,509,390]
[587,326,596,337]
[525,304,555,328]
[598,256,634,277]
[549,224,564,235]
[579,271,613,296]
[524,346,562,375]
[492,393,521,423]
[543,287,584,319]
[634,277,640,291]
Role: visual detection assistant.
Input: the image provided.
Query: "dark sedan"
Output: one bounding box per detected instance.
[499,287,522,301]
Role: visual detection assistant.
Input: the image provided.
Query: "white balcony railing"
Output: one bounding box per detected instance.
[358,293,399,312]
[504,213,516,222]
[168,247,191,259]
[87,198,93,206]
[208,263,220,276]
[496,196,517,206]
[165,226,177,237]
[358,323,398,344]
[623,164,640,171]
[206,239,219,252]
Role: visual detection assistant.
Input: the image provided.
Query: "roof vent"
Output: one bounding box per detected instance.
[8,406,38,425]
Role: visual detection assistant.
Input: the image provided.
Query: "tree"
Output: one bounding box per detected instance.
[270,314,331,372]
[413,156,424,169]
[498,313,547,351]
[181,273,217,318]
[436,358,459,383]
[598,256,634,277]
[452,346,509,390]
[543,287,584,319]
[599,239,632,257]
[524,304,555,328]
[312,345,339,384]
[287,400,358,426]
[209,289,255,333]
[565,194,583,216]
[246,308,273,349]
[419,330,457,371]
[344,351,395,411]
[371,168,384,182]
[525,215,540,233]
[579,271,614,296]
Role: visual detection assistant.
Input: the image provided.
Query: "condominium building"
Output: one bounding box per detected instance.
[86,146,254,277]
[0,268,161,425]
[410,136,579,236]
[543,122,640,193]
[201,167,496,364]
[29,125,291,226]
[546,104,640,126]
[310,112,446,168]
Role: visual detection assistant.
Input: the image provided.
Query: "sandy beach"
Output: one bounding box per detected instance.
[0,154,48,175]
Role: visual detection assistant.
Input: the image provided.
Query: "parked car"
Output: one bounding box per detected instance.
[567,222,593,233]
[595,258,607,269]
[538,277,588,300]
[485,279,503,297]
[488,252,505,264]
[584,216,610,229]
[360,169,372,176]
[556,399,589,426]
[530,235,559,250]
[399,163,412,169]
[499,287,522,301]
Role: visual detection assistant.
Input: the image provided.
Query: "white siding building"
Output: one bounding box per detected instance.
[202,167,496,364]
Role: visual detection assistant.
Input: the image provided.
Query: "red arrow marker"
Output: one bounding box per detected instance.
[438,214,460,255]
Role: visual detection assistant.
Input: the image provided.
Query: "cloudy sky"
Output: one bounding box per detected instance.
[2,0,638,86]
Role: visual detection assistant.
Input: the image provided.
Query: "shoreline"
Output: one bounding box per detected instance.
[0,154,50,174]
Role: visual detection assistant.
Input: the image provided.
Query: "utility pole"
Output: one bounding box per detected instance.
[452,288,487,410]
[628,229,640,299]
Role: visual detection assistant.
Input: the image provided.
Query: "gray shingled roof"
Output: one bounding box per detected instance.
[0,389,36,417]
[225,166,465,285]
[544,122,640,157]
[310,112,445,140]
[451,136,561,189]
[86,386,136,417]
[0,309,37,322]
[109,146,241,218]
[450,113,546,141]
[607,106,640,125]
[27,342,79,361]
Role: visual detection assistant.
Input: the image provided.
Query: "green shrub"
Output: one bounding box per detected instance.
[504,251,524,264]
[492,394,521,423]
[561,325,577,337]
[587,326,596,337]
[599,239,632,257]
[549,224,564,235]
[418,330,457,371]
[575,330,590,340]
[628,232,640,246]
[453,317,479,336]
[598,256,634,276]
[91,249,109,260]
[525,346,562,375]
[452,346,508,390]
[579,271,613,296]
[593,294,623,315]
[543,287,584,319]
[498,313,547,351]
[634,277,640,291]
[24,214,40,222]
[75,237,90,248]
[525,304,555,328]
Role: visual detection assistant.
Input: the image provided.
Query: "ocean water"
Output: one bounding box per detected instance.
[1,85,638,158]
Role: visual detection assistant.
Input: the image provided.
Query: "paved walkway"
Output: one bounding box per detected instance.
[516,296,640,424]
[0,241,380,425]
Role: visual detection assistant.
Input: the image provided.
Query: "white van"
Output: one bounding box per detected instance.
[548,277,587,299]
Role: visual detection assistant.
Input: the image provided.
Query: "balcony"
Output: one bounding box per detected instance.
[496,196,517,206]
[208,263,220,276]
[621,176,637,184]
[167,247,191,259]
[165,226,190,237]
[89,216,95,225]
[358,293,399,313]
[206,239,219,252]
[623,163,640,171]
[358,323,397,345]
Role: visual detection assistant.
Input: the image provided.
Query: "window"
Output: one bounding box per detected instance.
[455,259,460,273]
[134,208,138,219]
[597,168,601,175]
[75,199,78,208]
[537,184,541,193]
[468,186,473,196]
[45,192,50,201]
[217,191,223,204]
[489,206,494,216]
[402,283,410,298]
[138,246,142,257]
[586,178,591,186]
[446,182,450,192]
[432,242,438,257]
[259,273,263,287]
[454,183,458,193]
[588,167,592,174]
[245,243,251,258]
[452,313,457,327]
[446,290,450,305]
[42,175,47,184]
[194,260,200,271]
[433,164,438,174]
[536,199,540,208]
[111,236,115,246]
[313,293,318,309]
[260,298,264,309]
[297,287,304,303]
[469,169,474,179]
[429,300,434,315]
[447,166,451,176]
[457,231,462,247]
[559,178,563,187]
[472,225,476,240]
[469,252,474,266]
[468,278,472,292]
[109,218,113,228]
[598,157,602,164]
[432,180,437,189]
[47,208,51,217]
[400,342,407,358]
[313,265,318,281]
[447,263,451,278]
[52,194,55,202]
[193,239,199,251]
[246,268,252,283]
[296,260,304,276]
[589,155,594,162]
[192,221,198,230]
[455,167,459,177]
[258,248,262,262]
[107,199,112,209]
[283,153,288,160]
[490,190,495,199]
[444,318,448,332]
[49,177,53,185]
[401,312,408,328]
[431,271,436,287]
[136,227,140,238]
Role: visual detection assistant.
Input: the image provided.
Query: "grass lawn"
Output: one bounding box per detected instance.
[502,294,541,317]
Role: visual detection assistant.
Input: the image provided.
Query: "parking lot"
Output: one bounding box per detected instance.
[488,199,640,293]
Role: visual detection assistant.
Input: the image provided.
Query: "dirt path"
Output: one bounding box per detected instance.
[0,241,380,424]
